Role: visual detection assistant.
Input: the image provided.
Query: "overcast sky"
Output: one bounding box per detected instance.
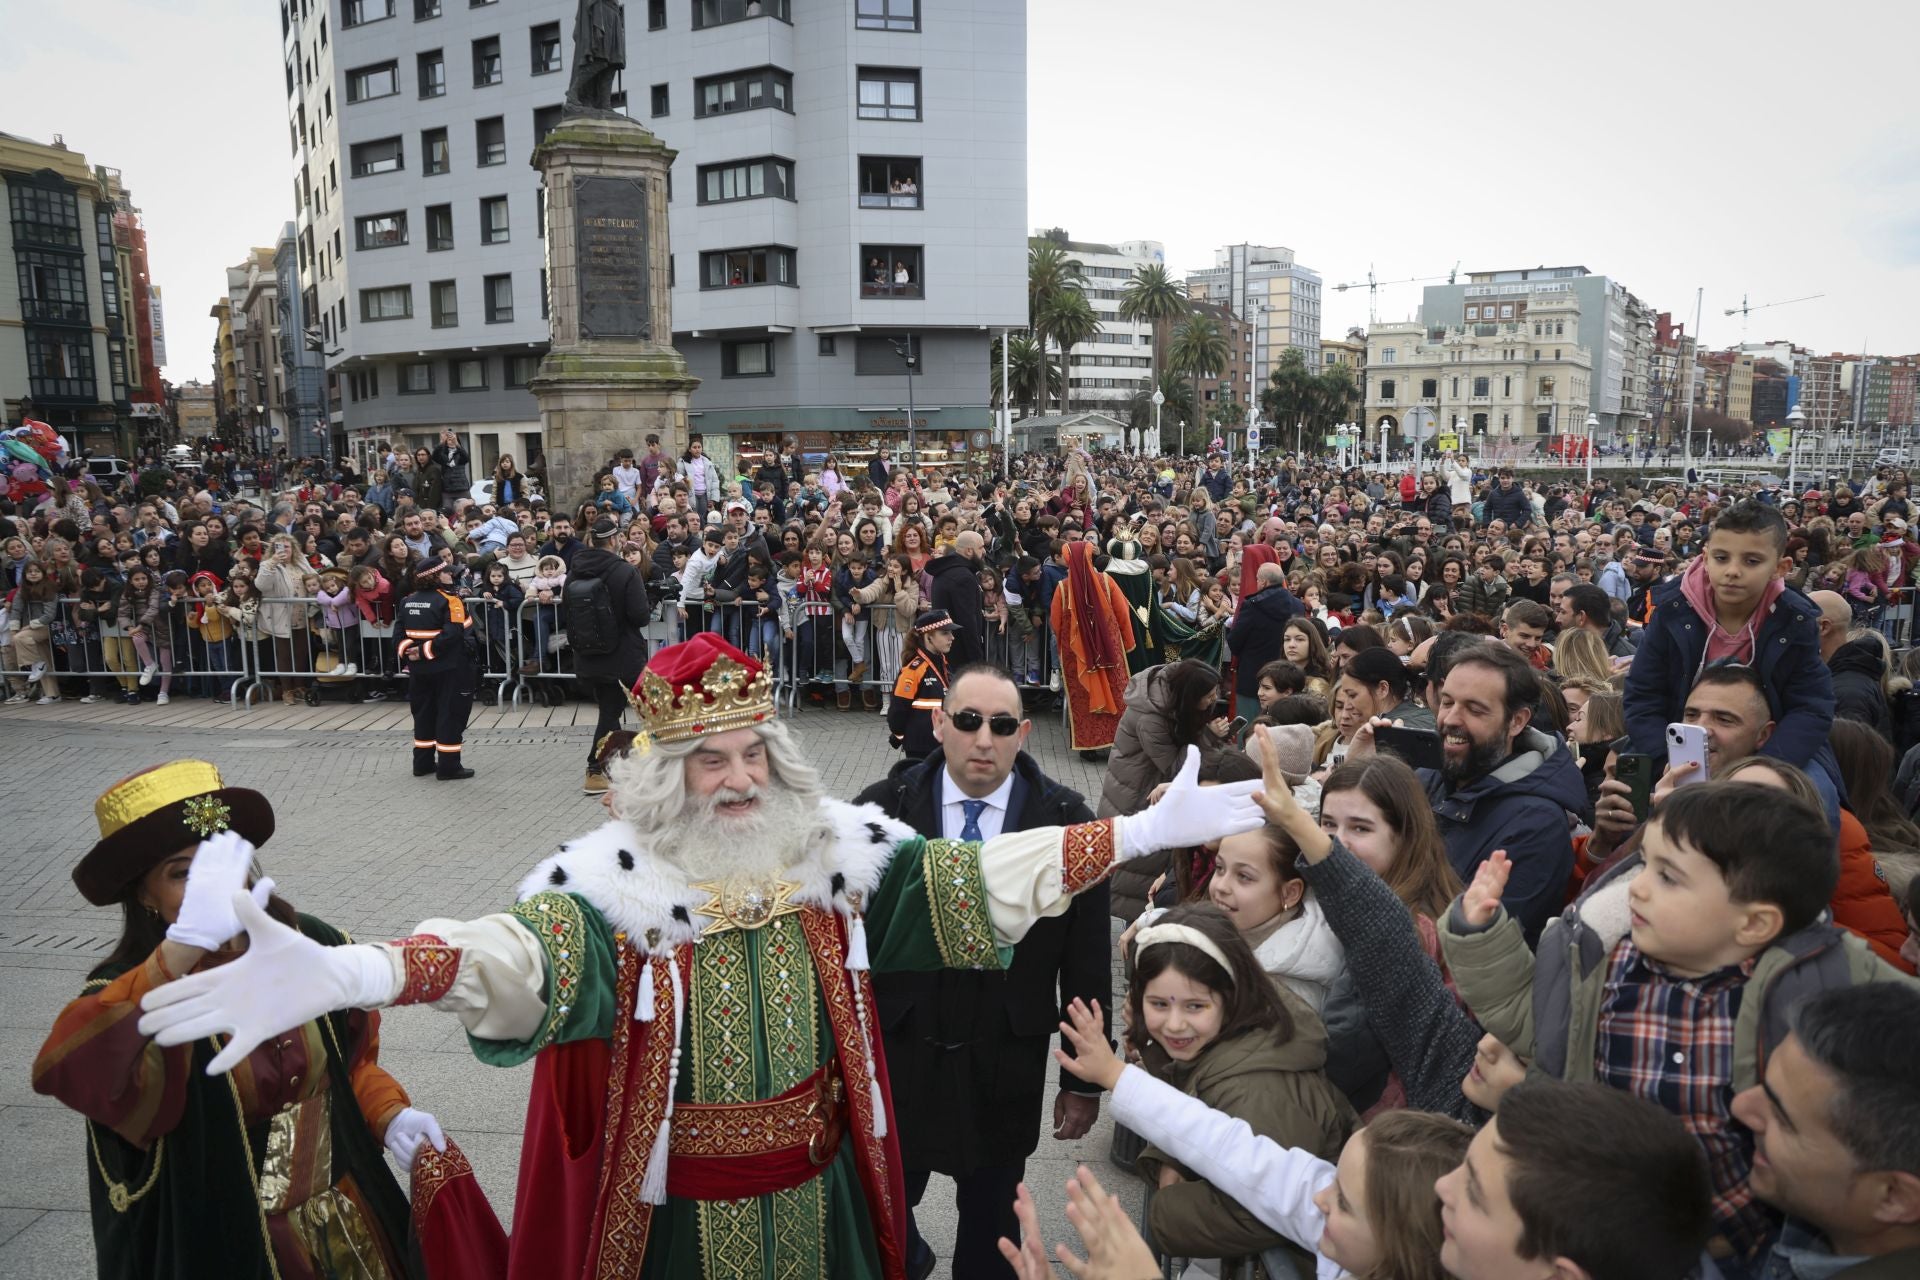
[6,0,1916,385]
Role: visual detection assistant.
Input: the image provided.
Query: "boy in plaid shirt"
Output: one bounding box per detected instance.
[1438,781,1917,1279]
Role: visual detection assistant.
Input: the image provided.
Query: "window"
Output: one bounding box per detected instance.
[818,334,837,357]
[1465,305,1479,320]
[422,127,450,175]
[480,195,509,242]
[722,339,774,377]
[25,330,95,399]
[857,68,920,120]
[1473,376,1490,397]
[855,335,919,375]
[700,246,796,289]
[350,136,404,176]
[533,104,562,143]
[698,157,793,204]
[484,273,513,322]
[540,267,549,316]
[347,60,400,102]
[425,204,453,251]
[417,49,445,97]
[694,66,792,117]
[648,0,665,28]
[694,0,788,29]
[450,357,488,390]
[347,369,379,402]
[536,187,546,237]
[506,354,540,387]
[858,156,921,207]
[342,0,394,28]
[9,183,82,249]
[16,251,89,325]
[400,361,434,393]
[1378,379,1396,402]
[1500,303,1514,320]
[415,0,440,17]
[473,36,502,86]
[360,285,412,321]
[354,210,408,249]
[531,22,561,73]
[1420,377,1437,399]
[1535,412,1552,433]
[431,279,458,327]
[858,244,921,298]
[650,83,669,116]
[1472,412,1489,434]
[1503,375,1513,396]
[476,116,506,165]
[1380,347,1396,363]
[856,0,917,29]
[1537,376,1555,397]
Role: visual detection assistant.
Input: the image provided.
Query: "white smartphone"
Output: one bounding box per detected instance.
[1665,722,1710,784]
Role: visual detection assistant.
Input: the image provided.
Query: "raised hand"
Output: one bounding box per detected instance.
[139,892,395,1074]
[995,1183,1054,1280]
[1251,727,1331,861]
[1461,850,1512,929]
[1119,745,1263,860]
[1061,1166,1160,1279]
[1053,998,1123,1092]
[167,830,273,951]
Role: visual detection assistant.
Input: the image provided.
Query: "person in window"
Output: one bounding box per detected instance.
[893,261,911,288]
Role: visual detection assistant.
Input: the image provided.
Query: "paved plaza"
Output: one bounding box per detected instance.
[0,697,1132,1277]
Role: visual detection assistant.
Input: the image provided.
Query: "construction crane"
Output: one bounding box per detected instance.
[1333,262,1460,326]
[1724,292,1825,341]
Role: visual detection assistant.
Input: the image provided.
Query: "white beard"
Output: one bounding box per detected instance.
[662,779,822,880]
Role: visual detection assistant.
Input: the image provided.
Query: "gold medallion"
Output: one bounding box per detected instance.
[688,877,802,935]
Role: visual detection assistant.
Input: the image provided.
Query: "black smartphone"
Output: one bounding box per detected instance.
[1226,716,1248,740]
[1373,724,1445,772]
[1615,752,1655,823]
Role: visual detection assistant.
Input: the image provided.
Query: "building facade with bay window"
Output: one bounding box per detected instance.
[284,0,1025,484]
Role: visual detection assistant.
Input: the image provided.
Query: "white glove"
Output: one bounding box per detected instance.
[167,830,275,951]
[383,1106,447,1174]
[138,891,398,1075]
[1119,745,1264,861]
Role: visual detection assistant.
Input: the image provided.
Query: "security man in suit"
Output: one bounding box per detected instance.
[396,556,476,780]
[854,663,1110,1280]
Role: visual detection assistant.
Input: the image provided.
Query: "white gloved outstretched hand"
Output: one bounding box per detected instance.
[138,891,397,1075]
[1118,745,1264,861]
[383,1107,447,1174]
[166,830,275,951]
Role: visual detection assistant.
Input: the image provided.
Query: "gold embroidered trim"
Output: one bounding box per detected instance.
[921,839,998,969]
[691,929,754,1105]
[1061,818,1117,896]
[508,892,587,1052]
[759,914,817,1095]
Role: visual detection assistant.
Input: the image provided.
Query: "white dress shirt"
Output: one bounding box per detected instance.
[939,768,1016,843]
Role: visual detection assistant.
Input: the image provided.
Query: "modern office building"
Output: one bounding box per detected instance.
[1419,265,1655,441]
[1183,243,1322,393]
[282,0,1026,483]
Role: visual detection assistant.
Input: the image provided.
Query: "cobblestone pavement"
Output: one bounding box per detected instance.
[0,699,1135,1276]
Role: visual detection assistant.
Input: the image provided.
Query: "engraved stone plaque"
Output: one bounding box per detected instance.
[574,174,649,340]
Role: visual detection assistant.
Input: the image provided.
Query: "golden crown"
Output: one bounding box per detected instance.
[626,653,776,746]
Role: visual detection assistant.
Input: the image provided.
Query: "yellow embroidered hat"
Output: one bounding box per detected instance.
[75,761,275,905]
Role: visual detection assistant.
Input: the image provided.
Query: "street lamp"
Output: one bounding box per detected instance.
[1178,420,1188,458]
[1151,388,1165,457]
[1584,413,1599,485]
[1786,403,1806,494]
[254,404,266,458]
[889,336,919,467]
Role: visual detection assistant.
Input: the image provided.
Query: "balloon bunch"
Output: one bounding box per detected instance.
[0,420,67,504]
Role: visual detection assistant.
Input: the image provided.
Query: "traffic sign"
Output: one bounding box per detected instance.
[1246,426,1261,449]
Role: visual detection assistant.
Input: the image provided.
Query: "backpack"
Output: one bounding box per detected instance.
[562,574,620,656]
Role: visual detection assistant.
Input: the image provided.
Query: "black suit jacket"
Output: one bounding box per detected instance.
[855,749,1109,1174]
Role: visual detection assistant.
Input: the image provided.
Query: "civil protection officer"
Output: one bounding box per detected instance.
[396,556,476,780]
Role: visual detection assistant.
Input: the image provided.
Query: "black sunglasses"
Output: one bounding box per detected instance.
[947,709,1023,737]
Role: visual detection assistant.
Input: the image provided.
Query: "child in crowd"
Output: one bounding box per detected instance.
[677,528,723,640]
[474,561,524,698]
[1499,598,1553,670]
[1197,577,1235,628]
[742,561,782,669]
[1624,500,1833,771]
[792,542,834,691]
[314,566,360,678]
[528,553,568,668]
[834,552,877,710]
[1122,902,1354,1278]
[1254,660,1306,715]
[161,571,194,693]
[118,564,173,704]
[185,571,238,701]
[1442,780,1905,1276]
[3,559,61,703]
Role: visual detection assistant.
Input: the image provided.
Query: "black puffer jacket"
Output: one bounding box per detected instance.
[565,545,651,683]
[1829,636,1893,737]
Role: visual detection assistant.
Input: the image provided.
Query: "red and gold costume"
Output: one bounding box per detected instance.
[1050,540,1134,751]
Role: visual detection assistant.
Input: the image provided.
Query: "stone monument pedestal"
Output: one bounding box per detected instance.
[530,115,698,512]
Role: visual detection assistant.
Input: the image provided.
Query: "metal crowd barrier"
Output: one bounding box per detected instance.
[1,596,252,703]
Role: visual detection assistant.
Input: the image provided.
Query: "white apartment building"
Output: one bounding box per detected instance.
[280,0,1026,483]
[1049,235,1162,416]
[1184,243,1322,391]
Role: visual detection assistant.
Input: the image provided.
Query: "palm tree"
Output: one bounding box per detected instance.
[990,332,1059,420]
[1027,241,1087,413]
[1261,347,1320,453]
[1038,289,1099,416]
[1167,313,1230,454]
[1117,264,1191,449]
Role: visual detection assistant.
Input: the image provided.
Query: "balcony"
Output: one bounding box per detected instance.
[21,298,90,326]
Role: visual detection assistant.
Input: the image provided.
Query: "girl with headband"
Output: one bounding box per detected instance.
[1121,902,1353,1278]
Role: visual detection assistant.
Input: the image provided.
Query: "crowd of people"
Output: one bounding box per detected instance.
[13,429,1920,1280]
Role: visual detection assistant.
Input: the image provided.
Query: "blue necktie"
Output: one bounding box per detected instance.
[960,799,987,842]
